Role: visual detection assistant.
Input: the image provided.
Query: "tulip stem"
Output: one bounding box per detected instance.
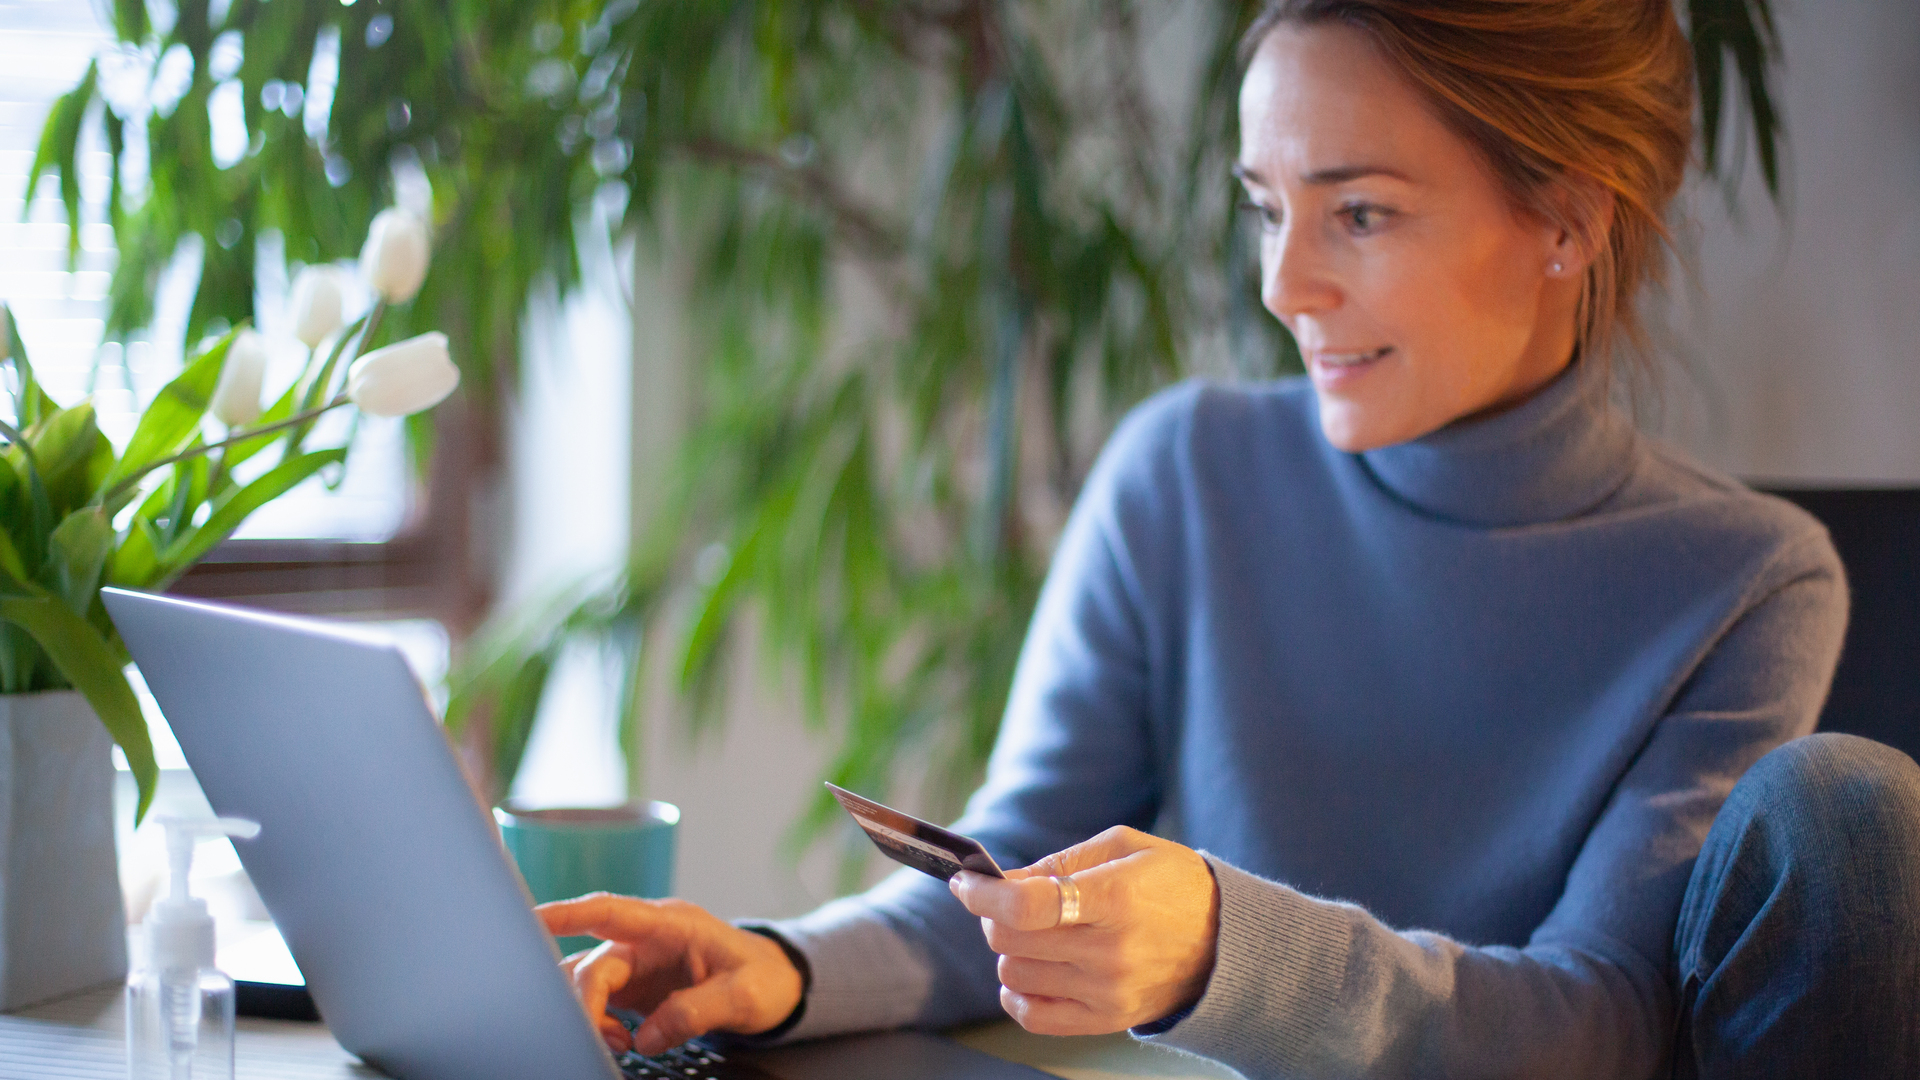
[288,301,384,454]
[97,395,350,510]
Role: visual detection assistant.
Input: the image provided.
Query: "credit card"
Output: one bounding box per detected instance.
[826,782,1004,881]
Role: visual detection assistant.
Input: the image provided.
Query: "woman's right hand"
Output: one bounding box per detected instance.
[536,893,805,1055]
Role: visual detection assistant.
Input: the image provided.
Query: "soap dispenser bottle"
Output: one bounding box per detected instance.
[126,816,260,1080]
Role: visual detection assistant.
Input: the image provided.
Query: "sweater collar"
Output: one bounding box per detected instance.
[1357,360,1637,528]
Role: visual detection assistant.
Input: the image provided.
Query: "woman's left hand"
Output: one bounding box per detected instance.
[949,826,1220,1035]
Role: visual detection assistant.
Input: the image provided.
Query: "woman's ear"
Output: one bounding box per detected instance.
[1543,177,1614,277]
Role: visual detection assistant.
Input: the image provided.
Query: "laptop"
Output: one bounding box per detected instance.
[102,588,1045,1080]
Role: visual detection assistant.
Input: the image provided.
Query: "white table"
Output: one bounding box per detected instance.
[2,982,1240,1080]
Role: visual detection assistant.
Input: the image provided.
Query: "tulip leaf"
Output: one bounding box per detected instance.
[286,311,370,453]
[0,456,25,579]
[0,527,28,591]
[28,404,113,520]
[0,420,55,579]
[101,328,236,495]
[155,446,347,581]
[43,508,112,617]
[106,517,163,590]
[146,451,210,552]
[2,303,58,429]
[0,594,157,825]
[219,378,301,475]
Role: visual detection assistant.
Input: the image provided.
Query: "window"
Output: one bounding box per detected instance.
[1,2,493,633]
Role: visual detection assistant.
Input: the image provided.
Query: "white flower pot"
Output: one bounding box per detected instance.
[0,690,127,1009]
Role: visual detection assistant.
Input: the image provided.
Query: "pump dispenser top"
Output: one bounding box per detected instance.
[146,816,261,971]
[127,816,259,1080]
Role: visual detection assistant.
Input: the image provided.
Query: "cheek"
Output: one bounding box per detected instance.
[1372,242,1538,397]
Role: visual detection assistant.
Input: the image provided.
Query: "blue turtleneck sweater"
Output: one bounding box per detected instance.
[767,362,1847,1079]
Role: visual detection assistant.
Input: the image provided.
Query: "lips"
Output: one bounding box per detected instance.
[1310,345,1392,368]
[1306,345,1393,387]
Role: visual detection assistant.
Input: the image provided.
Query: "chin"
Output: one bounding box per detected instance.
[1314,399,1405,453]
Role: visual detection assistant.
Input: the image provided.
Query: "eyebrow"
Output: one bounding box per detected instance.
[1232,162,1412,186]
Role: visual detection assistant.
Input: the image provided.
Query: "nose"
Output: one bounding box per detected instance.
[1260,218,1339,326]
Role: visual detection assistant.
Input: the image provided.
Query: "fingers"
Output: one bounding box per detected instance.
[598,1014,633,1053]
[567,940,636,1051]
[1024,825,1155,878]
[996,954,1083,1001]
[537,892,687,943]
[950,872,1070,930]
[955,827,1161,929]
[978,916,1096,961]
[631,972,757,1055]
[962,830,1220,1034]
[999,985,1111,1037]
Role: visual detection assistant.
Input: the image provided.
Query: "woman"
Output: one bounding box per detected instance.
[539,2,1920,1076]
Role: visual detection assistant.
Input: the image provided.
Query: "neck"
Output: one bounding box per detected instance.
[1356,357,1637,528]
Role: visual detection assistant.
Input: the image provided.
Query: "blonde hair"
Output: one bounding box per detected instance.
[1243,0,1694,366]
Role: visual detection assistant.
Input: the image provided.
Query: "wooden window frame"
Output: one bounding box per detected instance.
[172,398,498,637]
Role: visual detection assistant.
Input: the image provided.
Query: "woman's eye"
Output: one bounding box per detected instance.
[1339,203,1391,233]
[1238,199,1283,234]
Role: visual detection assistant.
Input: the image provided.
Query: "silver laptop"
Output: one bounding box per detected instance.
[103,588,1042,1080]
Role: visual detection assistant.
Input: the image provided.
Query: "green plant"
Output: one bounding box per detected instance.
[0,281,454,824]
[32,1,1787,860]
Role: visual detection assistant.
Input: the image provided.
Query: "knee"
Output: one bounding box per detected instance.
[1723,733,1920,870]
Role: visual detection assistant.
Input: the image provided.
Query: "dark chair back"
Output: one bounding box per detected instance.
[1764,488,1920,763]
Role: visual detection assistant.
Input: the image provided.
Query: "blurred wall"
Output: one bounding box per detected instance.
[622,234,850,920]
[1648,0,1920,481]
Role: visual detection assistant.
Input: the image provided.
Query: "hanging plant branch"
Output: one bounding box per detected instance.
[677,135,905,260]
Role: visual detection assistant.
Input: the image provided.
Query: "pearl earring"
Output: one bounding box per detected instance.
[1550,261,1564,275]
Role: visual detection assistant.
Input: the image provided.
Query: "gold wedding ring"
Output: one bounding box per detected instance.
[1052,874,1081,928]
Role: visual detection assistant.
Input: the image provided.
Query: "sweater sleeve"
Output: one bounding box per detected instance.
[1140,530,1848,1079]
[759,393,1185,1041]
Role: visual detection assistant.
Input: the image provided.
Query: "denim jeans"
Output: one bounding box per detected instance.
[1672,733,1920,1078]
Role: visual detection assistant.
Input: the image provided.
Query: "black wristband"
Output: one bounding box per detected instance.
[732,924,811,1043]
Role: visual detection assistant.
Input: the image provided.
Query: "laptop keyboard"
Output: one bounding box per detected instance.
[607,1011,780,1080]
[615,1043,742,1080]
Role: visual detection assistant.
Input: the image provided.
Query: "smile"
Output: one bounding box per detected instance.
[1308,345,1393,382]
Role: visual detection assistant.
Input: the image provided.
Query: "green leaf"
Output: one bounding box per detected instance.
[0,595,156,825]
[112,0,148,42]
[489,648,556,806]
[286,311,371,453]
[42,508,111,617]
[1,302,58,428]
[154,446,347,581]
[445,636,559,807]
[0,418,55,578]
[105,517,163,590]
[1691,0,1784,201]
[25,61,99,268]
[102,327,237,492]
[28,403,113,519]
[0,521,28,586]
[220,379,301,474]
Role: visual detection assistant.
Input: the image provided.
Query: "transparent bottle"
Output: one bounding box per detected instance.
[126,964,235,1080]
[126,817,259,1080]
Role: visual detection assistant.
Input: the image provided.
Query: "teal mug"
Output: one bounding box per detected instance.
[495,800,679,955]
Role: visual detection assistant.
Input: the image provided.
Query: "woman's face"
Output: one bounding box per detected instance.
[1237,24,1587,452]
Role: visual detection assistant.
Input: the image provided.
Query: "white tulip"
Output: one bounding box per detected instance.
[209,329,268,428]
[288,265,346,349]
[346,331,459,417]
[358,208,431,304]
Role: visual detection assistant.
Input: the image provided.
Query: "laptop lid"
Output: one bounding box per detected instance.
[105,589,1054,1080]
[103,588,619,1080]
